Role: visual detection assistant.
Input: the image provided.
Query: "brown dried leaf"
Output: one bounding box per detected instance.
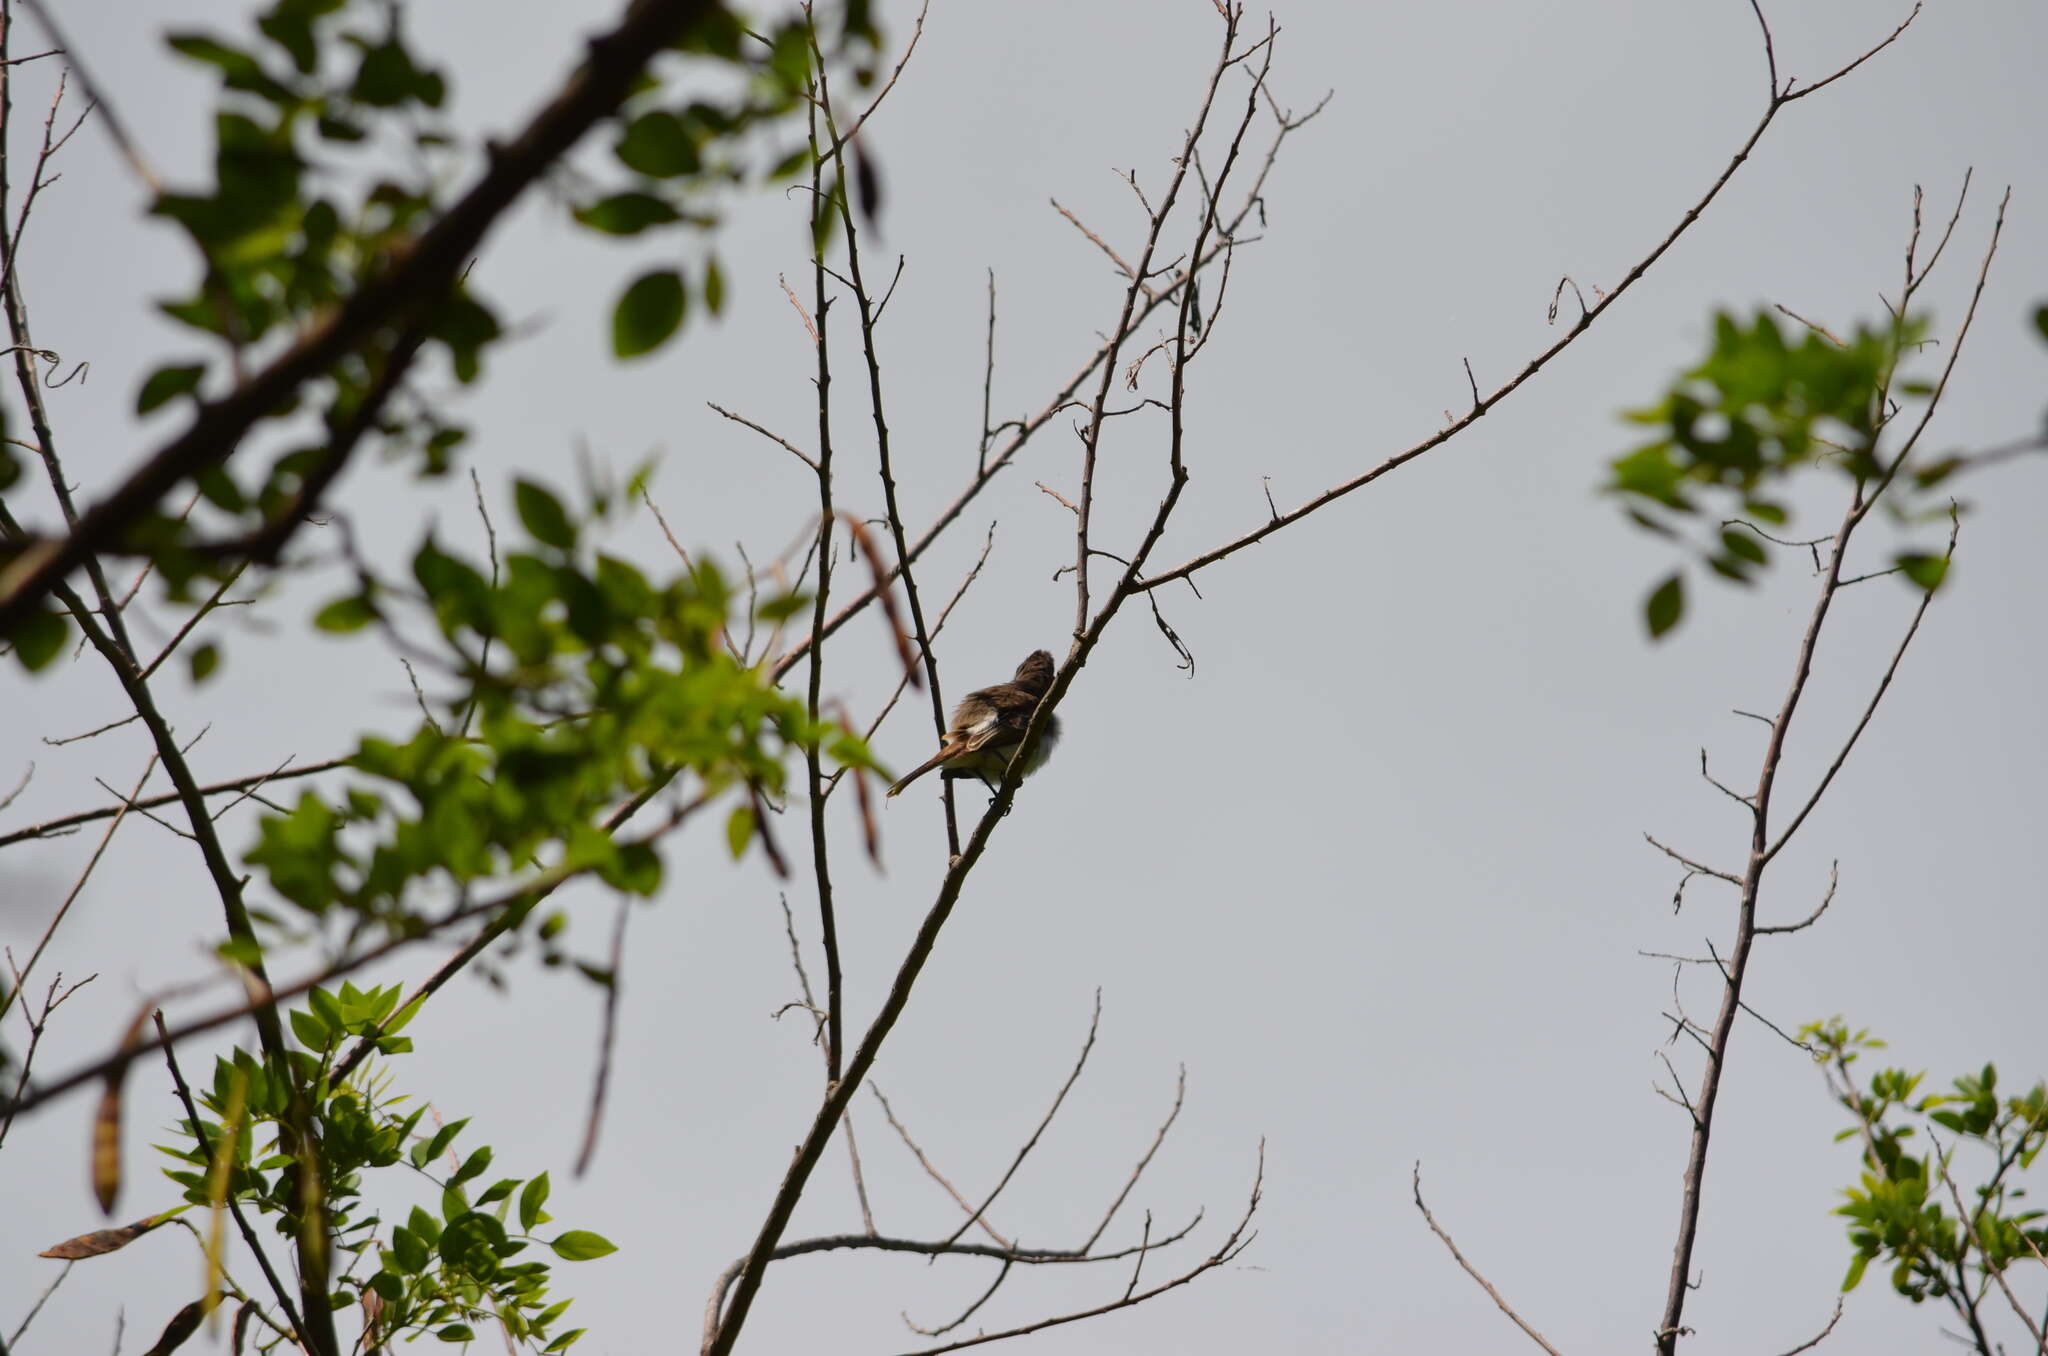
[837,512,922,689]
[91,1075,124,1215]
[39,1208,176,1259]
[90,1007,154,1216]
[141,1298,204,1356]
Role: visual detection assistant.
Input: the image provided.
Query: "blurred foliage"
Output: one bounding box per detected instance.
[2,6,886,1351]
[0,0,878,617]
[1609,308,1976,638]
[1805,1020,2048,1319]
[257,469,875,943]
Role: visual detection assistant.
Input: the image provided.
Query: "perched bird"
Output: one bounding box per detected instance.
[886,650,1060,797]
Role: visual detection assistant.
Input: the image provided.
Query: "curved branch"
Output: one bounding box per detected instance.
[1134,4,1920,596]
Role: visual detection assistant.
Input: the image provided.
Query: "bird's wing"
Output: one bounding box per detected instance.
[955,683,1040,750]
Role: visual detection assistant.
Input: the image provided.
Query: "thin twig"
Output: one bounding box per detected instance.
[0,757,345,849]
[1764,512,1958,864]
[707,402,818,471]
[1,755,154,1024]
[6,1258,72,1349]
[1051,198,1137,280]
[1133,5,1919,595]
[573,898,630,1177]
[1644,832,1740,884]
[1413,1163,1564,1356]
[1929,1134,2048,1352]
[1756,861,1838,936]
[871,1085,1010,1250]
[7,791,713,1118]
[1081,1065,1186,1252]
[1772,1299,1845,1356]
[939,991,1102,1249]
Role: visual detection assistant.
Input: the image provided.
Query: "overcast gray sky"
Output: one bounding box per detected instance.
[5,1,2047,1353]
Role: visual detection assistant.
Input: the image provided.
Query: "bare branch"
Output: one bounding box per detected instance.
[939,991,1102,1249]
[0,756,345,850]
[1644,832,1740,884]
[1772,1299,1845,1356]
[1081,1063,1187,1253]
[707,401,819,472]
[871,1085,1011,1250]
[1052,198,1137,280]
[1,755,154,1024]
[1412,1163,1565,1356]
[1756,861,1838,936]
[1134,8,1916,595]
[573,898,630,1177]
[1765,511,1958,864]
[905,1251,1014,1338]
[892,1146,1263,1356]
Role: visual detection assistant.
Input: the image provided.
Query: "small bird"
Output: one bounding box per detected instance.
[886,650,1060,797]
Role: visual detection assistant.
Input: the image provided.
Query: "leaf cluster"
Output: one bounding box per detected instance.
[1804,1019,2048,1301]
[248,474,872,946]
[155,984,608,1351]
[1609,309,1947,637]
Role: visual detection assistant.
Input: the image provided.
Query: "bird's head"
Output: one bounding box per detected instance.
[1013,650,1055,693]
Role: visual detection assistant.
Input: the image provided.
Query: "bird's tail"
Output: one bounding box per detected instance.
[886,741,965,797]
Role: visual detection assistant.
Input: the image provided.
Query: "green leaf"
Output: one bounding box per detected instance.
[725,804,755,860]
[1645,572,1685,639]
[450,1145,494,1187]
[167,35,288,101]
[519,1173,551,1232]
[755,591,810,623]
[393,1225,430,1273]
[1843,1251,1870,1292]
[419,1118,468,1167]
[314,594,377,632]
[543,1331,587,1353]
[703,258,725,316]
[475,1176,519,1206]
[1896,552,1948,592]
[573,192,681,236]
[514,480,577,551]
[289,1008,331,1051]
[137,363,205,415]
[612,269,686,359]
[614,110,700,178]
[610,841,661,895]
[194,465,246,515]
[1721,528,1767,566]
[188,642,220,683]
[2034,304,2048,344]
[352,41,429,107]
[549,1230,617,1261]
[435,1324,477,1343]
[11,610,67,671]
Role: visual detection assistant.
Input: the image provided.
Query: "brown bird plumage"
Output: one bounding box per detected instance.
[886,651,1060,797]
